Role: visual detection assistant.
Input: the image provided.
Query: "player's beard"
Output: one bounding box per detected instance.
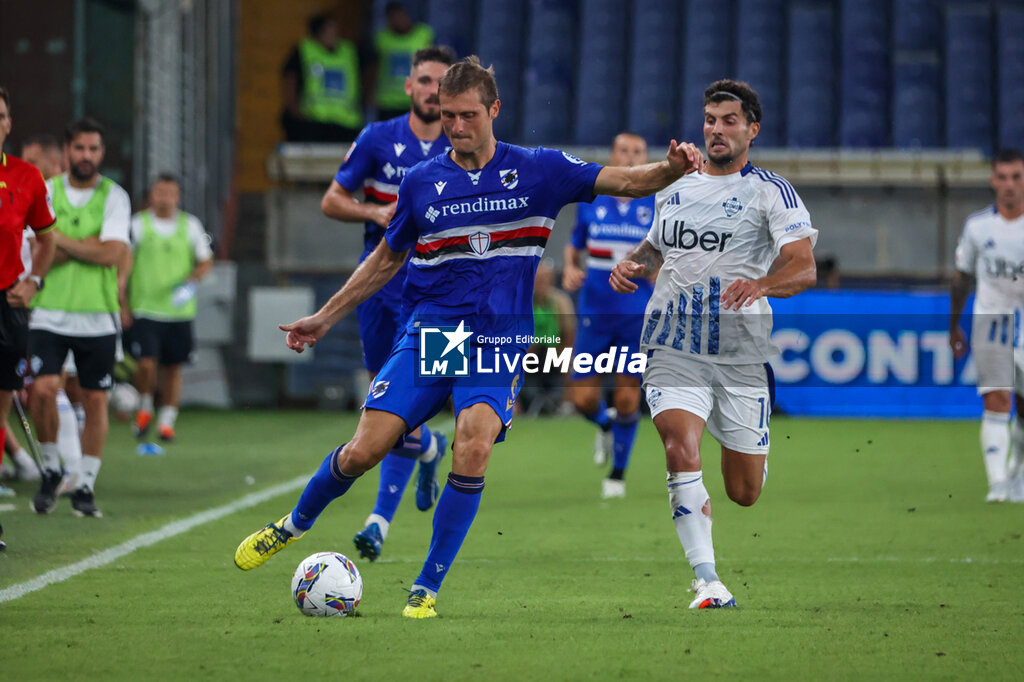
[70,160,97,183]
[412,98,440,124]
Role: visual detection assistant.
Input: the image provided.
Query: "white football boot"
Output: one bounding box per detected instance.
[689,578,737,609]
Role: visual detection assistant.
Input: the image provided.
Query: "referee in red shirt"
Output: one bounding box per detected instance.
[0,86,57,537]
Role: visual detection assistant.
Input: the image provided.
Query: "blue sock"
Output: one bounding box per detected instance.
[290,446,359,531]
[610,410,640,477]
[413,473,484,594]
[371,454,416,523]
[583,399,611,431]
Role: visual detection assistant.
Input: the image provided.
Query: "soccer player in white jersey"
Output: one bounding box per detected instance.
[949,148,1024,503]
[610,79,817,609]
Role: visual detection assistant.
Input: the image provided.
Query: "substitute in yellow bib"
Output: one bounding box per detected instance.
[125,173,212,443]
[29,117,132,519]
[282,13,363,142]
[371,3,435,121]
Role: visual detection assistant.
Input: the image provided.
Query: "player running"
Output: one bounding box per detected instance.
[949,148,1024,503]
[320,46,456,561]
[610,79,817,609]
[234,56,704,618]
[563,132,655,498]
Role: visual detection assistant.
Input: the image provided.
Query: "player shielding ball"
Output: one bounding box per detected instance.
[949,148,1024,503]
[234,56,704,618]
[611,80,817,609]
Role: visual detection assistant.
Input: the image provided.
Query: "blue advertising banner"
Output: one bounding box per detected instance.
[769,290,1005,419]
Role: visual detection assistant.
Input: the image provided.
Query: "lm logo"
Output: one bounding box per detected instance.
[419,320,473,377]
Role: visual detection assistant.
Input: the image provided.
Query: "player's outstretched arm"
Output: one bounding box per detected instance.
[721,238,816,311]
[594,140,703,198]
[321,180,396,228]
[949,269,975,358]
[279,240,409,352]
[610,241,664,294]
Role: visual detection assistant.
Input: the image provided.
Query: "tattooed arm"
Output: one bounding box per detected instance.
[949,269,975,358]
[609,240,664,294]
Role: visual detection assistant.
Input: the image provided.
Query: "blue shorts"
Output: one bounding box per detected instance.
[363,346,524,444]
[572,313,644,380]
[356,293,405,373]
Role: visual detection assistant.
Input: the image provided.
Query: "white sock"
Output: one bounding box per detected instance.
[365,513,391,539]
[72,403,86,435]
[981,410,1010,486]
[281,514,305,538]
[11,447,36,471]
[79,455,102,492]
[158,406,178,428]
[57,396,83,485]
[1009,416,1024,481]
[417,431,438,463]
[40,442,61,474]
[140,394,154,413]
[667,471,716,571]
[410,584,437,599]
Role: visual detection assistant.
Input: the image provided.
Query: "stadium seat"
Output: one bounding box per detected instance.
[679,0,734,146]
[425,0,476,59]
[839,0,890,147]
[786,2,834,147]
[574,0,628,144]
[945,3,993,152]
[997,7,1024,151]
[476,0,527,141]
[735,0,785,146]
[892,52,940,148]
[521,0,578,143]
[893,0,941,51]
[627,0,681,142]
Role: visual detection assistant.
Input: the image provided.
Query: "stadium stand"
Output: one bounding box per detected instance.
[997,5,1024,151]
[425,0,475,59]
[786,2,834,148]
[839,0,890,147]
[679,0,734,145]
[893,0,941,51]
[475,0,527,141]
[574,0,629,145]
[892,51,941,148]
[736,0,785,147]
[627,0,680,143]
[521,0,578,142]
[945,3,993,152]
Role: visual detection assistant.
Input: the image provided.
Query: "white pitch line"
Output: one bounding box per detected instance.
[0,419,457,604]
[0,473,310,604]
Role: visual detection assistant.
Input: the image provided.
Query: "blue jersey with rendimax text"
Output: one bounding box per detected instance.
[385,142,602,349]
[571,194,655,318]
[334,114,450,301]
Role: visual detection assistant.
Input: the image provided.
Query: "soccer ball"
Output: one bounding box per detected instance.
[291,552,362,617]
[109,382,139,421]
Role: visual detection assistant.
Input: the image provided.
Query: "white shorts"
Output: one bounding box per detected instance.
[643,350,774,455]
[972,313,1019,395]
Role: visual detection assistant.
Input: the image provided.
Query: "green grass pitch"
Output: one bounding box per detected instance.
[1,410,1022,680]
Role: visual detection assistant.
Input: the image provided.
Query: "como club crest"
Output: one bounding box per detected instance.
[469,231,491,256]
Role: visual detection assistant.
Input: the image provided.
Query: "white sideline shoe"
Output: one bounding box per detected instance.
[601,478,626,499]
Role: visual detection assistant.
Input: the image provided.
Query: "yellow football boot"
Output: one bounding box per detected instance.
[401,588,438,618]
[234,516,298,570]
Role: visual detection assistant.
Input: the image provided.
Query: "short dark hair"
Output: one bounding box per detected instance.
[21,133,61,152]
[438,55,499,109]
[704,79,762,125]
[308,13,332,37]
[413,45,456,69]
[993,148,1024,168]
[152,172,180,187]
[65,117,105,145]
[0,86,10,111]
[385,2,407,16]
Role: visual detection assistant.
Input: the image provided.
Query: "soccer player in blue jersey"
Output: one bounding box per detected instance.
[563,132,655,498]
[319,46,456,562]
[611,80,817,609]
[234,56,703,618]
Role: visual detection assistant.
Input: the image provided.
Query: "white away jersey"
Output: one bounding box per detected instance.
[641,163,817,364]
[954,205,1024,315]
